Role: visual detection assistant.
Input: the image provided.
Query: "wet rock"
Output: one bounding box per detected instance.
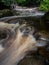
[41,11,49,31]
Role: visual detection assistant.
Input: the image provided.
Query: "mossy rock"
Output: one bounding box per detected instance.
[2,9,13,16]
[0,9,20,18]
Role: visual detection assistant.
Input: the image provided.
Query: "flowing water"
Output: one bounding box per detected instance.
[0,21,49,65]
[0,23,38,65]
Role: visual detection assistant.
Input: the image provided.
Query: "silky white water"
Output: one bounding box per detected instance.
[0,23,37,65]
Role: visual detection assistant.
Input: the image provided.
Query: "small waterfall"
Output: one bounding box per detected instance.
[0,23,47,65]
[0,23,37,65]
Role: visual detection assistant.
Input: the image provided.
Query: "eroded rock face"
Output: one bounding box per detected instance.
[0,22,49,65]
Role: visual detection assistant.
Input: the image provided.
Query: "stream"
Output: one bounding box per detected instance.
[0,7,49,65]
[0,11,45,22]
